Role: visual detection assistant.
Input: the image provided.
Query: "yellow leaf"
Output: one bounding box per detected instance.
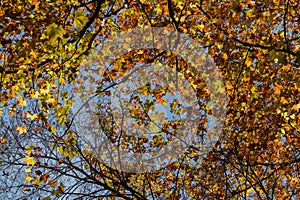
[198,24,204,30]
[24,156,36,166]
[25,168,31,173]
[216,42,223,49]
[246,187,254,195]
[17,126,27,134]
[31,91,40,99]
[245,58,252,67]
[46,98,56,104]
[30,50,38,59]
[57,146,64,155]
[26,144,35,155]
[226,82,233,90]
[40,88,49,95]
[0,54,5,61]
[290,114,296,119]
[25,175,33,183]
[50,126,56,134]
[137,50,144,54]
[17,96,27,107]
[33,178,41,186]
[59,77,66,85]
[222,53,228,60]
[27,113,37,120]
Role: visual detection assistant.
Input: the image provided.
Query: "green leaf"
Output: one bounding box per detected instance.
[73,10,88,28]
[46,23,64,43]
[246,8,255,17]
[52,189,61,196]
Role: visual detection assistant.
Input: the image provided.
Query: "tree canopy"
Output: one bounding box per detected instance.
[0,0,299,199]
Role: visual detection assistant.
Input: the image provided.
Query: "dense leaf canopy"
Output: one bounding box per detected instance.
[0,0,299,199]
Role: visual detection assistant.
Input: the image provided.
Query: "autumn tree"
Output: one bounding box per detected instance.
[0,0,300,199]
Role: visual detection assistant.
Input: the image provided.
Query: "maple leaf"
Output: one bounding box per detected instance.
[16,126,27,134]
[1,0,300,199]
[48,179,57,187]
[73,10,88,28]
[280,97,289,104]
[45,23,64,44]
[17,96,26,107]
[274,84,281,95]
[27,113,37,120]
[24,156,36,166]
[292,104,300,111]
[24,176,33,183]
[25,168,31,173]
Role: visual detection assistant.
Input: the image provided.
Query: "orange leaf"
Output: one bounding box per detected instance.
[48,179,57,187]
[274,84,281,95]
[280,97,288,104]
[292,104,300,111]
